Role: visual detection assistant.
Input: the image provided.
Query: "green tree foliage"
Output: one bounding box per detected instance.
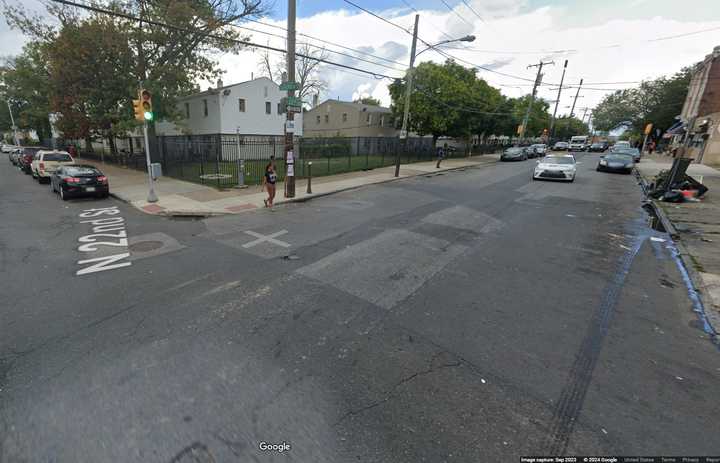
[2,0,269,146]
[388,60,512,140]
[592,68,691,134]
[554,116,589,140]
[0,42,53,141]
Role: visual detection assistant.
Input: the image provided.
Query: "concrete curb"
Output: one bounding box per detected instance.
[117,158,499,217]
[272,161,490,207]
[637,173,720,335]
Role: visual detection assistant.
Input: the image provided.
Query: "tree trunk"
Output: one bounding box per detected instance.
[84,136,93,153]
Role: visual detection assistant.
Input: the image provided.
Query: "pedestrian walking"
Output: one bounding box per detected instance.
[648,140,656,154]
[262,155,277,208]
[436,143,448,168]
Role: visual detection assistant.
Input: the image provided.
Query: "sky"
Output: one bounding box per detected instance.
[3,0,720,120]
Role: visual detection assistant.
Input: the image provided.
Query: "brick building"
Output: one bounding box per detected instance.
[680,45,720,165]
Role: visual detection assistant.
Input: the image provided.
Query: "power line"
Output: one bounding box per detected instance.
[232,23,405,71]
[399,0,456,41]
[48,0,402,81]
[342,0,413,34]
[460,0,487,24]
[241,17,409,68]
[439,0,474,28]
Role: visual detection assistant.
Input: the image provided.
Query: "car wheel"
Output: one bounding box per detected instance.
[60,187,67,201]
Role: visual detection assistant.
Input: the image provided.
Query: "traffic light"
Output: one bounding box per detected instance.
[140,89,153,121]
[132,99,143,122]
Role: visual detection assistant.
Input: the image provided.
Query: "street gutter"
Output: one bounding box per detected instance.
[635,170,720,337]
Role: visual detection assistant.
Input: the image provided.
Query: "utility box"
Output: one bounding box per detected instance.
[150,162,162,180]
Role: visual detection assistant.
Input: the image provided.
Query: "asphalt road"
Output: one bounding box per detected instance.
[1,152,719,462]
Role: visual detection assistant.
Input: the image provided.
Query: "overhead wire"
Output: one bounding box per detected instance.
[48,0,403,81]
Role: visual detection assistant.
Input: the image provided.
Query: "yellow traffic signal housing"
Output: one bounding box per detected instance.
[132,99,143,121]
[140,89,153,121]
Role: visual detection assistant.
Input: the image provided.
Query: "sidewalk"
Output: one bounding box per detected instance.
[636,153,720,334]
[80,154,500,216]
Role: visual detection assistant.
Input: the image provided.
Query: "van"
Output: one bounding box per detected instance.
[569,136,589,151]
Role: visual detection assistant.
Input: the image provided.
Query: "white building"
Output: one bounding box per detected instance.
[156,77,302,137]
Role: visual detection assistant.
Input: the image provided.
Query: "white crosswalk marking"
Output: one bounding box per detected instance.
[242,230,291,248]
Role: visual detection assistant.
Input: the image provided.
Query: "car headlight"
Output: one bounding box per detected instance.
[599,160,607,166]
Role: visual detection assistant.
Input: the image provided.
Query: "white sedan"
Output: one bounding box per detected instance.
[533,155,577,182]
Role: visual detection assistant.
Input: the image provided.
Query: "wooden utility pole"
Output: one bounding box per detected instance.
[549,60,568,139]
[396,14,419,178]
[520,60,554,139]
[284,0,297,197]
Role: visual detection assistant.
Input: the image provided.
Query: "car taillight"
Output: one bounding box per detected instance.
[97,176,108,184]
[65,177,81,183]
[39,162,45,170]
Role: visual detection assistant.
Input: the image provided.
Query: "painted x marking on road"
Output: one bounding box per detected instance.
[242,230,291,248]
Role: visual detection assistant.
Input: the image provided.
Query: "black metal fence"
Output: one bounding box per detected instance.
[77,134,503,189]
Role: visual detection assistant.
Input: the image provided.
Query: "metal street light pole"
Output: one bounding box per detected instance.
[6,100,19,146]
[395,18,475,177]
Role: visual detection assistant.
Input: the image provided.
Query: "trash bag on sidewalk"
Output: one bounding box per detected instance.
[661,190,684,203]
[648,158,708,199]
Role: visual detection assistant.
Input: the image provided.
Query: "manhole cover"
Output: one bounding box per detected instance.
[129,240,164,252]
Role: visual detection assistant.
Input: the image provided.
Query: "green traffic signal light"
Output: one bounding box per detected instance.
[144,111,153,121]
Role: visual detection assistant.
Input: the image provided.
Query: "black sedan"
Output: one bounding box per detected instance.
[51,164,110,200]
[588,142,608,152]
[501,147,528,162]
[596,153,635,174]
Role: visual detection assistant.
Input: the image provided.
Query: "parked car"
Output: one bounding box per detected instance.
[31,150,75,183]
[530,144,548,156]
[521,145,537,158]
[533,154,577,182]
[501,147,528,162]
[588,142,608,152]
[1,144,16,153]
[613,141,631,150]
[596,153,635,174]
[612,147,641,162]
[51,164,109,200]
[8,148,22,165]
[553,141,569,151]
[16,147,48,174]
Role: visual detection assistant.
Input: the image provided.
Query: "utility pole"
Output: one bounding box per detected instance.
[6,100,19,146]
[568,79,583,120]
[549,60,568,139]
[284,0,297,197]
[396,14,419,178]
[520,60,554,140]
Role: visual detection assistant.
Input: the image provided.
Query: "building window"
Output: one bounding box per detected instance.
[203,99,208,117]
[278,103,283,115]
[238,98,246,112]
[185,103,190,118]
[265,102,271,114]
[380,116,384,126]
[342,113,347,122]
[324,115,329,124]
[316,115,321,124]
[367,114,372,125]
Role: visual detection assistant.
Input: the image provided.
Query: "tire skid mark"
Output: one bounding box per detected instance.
[542,232,647,455]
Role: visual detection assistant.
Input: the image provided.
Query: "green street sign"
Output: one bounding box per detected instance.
[279,81,299,91]
[286,96,302,107]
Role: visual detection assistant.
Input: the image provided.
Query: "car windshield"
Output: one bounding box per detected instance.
[532,144,545,148]
[44,153,72,162]
[505,148,523,154]
[605,154,633,161]
[555,142,568,146]
[65,166,100,176]
[543,156,574,164]
[615,148,639,155]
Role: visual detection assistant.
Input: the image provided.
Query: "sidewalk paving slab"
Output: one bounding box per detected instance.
[79,155,500,217]
[636,154,720,334]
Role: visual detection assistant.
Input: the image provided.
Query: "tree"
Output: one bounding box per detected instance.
[592,68,691,135]
[354,97,381,106]
[0,42,52,141]
[256,42,328,106]
[554,115,589,140]
[389,60,505,142]
[4,0,270,150]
